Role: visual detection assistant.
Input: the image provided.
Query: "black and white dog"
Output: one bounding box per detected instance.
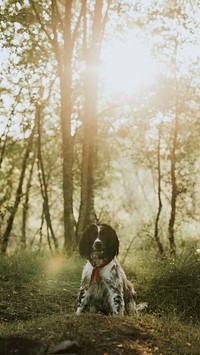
[76,223,137,315]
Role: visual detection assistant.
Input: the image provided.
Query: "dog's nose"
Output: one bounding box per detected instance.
[93,240,102,250]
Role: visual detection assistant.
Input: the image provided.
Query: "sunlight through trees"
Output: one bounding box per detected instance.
[0,0,200,256]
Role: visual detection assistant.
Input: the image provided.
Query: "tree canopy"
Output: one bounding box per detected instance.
[0,0,200,256]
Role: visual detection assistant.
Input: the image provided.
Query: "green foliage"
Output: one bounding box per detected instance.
[0,251,83,284]
[0,251,44,282]
[139,251,200,322]
[1,0,200,254]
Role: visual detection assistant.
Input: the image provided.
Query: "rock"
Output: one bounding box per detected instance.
[49,340,81,354]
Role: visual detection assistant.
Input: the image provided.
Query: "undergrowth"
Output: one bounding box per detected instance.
[0,251,83,283]
[124,250,200,322]
[145,252,200,322]
[1,249,199,322]
[0,250,200,354]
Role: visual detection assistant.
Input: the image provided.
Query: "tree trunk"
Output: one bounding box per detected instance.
[77,56,99,236]
[0,127,35,253]
[60,77,75,252]
[168,118,178,258]
[21,157,35,250]
[168,43,179,259]
[76,0,109,240]
[36,104,58,251]
[51,0,75,253]
[154,124,164,256]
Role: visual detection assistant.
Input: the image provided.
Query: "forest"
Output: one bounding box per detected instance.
[0,1,200,354]
[0,0,200,256]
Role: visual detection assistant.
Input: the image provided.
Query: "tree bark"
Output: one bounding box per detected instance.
[36,104,58,251]
[154,124,164,256]
[21,157,35,250]
[168,42,179,259]
[76,0,110,240]
[51,0,75,253]
[0,127,35,253]
[168,114,178,258]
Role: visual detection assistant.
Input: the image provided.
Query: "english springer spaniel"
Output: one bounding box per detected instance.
[76,223,137,315]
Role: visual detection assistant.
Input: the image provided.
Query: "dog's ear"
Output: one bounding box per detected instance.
[79,224,96,258]
[104,225,119,259]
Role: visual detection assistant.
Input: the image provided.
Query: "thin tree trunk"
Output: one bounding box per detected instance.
[0,126,35,253]
[21,157,35,250]
[32,207,45,251]
[0,88,22,169]
[121,235,138,265]
[168,113,178,258]
[168,43,179,259]
[36,104,58,251]
[51,0,75,253]
[154,124,164,256]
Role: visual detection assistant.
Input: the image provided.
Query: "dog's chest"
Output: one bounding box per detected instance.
[83,261,110,281]
[82,259,121,290]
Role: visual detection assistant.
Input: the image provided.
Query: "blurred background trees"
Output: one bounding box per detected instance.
[0,0,199,256]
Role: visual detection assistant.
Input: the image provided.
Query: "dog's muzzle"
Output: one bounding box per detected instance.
[92,240,102,251]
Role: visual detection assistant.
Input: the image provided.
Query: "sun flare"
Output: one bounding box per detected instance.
[101,30,156,95]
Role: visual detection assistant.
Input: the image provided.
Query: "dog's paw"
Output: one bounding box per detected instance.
[136,302,148,312]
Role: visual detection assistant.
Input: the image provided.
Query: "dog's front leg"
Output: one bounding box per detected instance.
[108,287,125,315]
[76,286,90,315]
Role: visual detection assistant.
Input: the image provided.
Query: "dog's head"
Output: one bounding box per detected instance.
[79,223,119,260]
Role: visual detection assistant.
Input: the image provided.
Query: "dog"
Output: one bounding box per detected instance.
[76,223,137,315]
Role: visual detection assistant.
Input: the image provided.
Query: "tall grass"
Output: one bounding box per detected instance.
[1,249,199,322]
[0,251,83,283]
[0,251,45,282]
[137,251,200,322]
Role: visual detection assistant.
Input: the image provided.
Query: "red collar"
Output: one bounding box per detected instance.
[89,258,112,287]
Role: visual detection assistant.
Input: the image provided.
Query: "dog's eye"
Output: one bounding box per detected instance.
[99,232,107,242]
[89,231,98,243]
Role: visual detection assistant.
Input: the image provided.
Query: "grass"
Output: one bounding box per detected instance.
[0,250,200,354]
[122,249,200,321]
[137,251,200,322]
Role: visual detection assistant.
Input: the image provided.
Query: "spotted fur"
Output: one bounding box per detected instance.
[76,223,137,315]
